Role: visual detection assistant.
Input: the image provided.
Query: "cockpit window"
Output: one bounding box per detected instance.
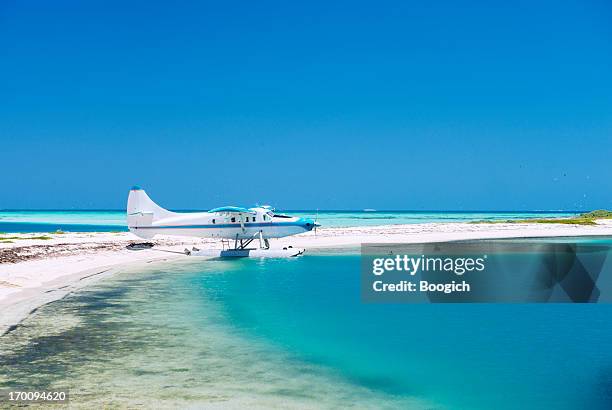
[272,213,292,218]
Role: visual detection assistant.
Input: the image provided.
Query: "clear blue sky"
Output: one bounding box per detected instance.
[1,0,611,210]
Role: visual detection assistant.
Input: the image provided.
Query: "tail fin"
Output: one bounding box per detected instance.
[127,186,174,237]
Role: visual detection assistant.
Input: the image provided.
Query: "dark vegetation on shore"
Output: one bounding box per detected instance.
[470,210,612,226]
[0,235,53,242]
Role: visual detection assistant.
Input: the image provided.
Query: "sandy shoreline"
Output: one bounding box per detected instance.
[2,221,612,335]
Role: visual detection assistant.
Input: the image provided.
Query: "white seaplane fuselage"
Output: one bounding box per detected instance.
[127,187,317,241]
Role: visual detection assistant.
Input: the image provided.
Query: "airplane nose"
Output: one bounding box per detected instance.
[302,218,317,231]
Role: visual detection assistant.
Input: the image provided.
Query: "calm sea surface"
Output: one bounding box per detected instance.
[1,239,612,408]
[0,210,579,232]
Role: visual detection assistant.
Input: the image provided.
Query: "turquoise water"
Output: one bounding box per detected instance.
[2,244,612,408]
[0,210,579,232]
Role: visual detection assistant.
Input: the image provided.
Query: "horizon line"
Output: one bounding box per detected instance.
[0,209,588,213]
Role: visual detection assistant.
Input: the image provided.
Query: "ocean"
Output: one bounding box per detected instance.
[1,242,612,408]
[0,210,579,233]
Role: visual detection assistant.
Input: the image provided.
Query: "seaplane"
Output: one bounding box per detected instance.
[127,186,319,257]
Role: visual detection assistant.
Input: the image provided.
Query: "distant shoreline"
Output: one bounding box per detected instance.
[0,209,587,212]
[0,209,588,234]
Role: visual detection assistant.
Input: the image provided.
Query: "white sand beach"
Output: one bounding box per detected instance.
[1,221,612,335]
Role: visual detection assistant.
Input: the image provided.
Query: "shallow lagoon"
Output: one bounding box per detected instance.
[1,252,612,409]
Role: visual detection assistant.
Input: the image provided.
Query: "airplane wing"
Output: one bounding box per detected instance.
[207,206,256,215]
[207,206,257,233]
